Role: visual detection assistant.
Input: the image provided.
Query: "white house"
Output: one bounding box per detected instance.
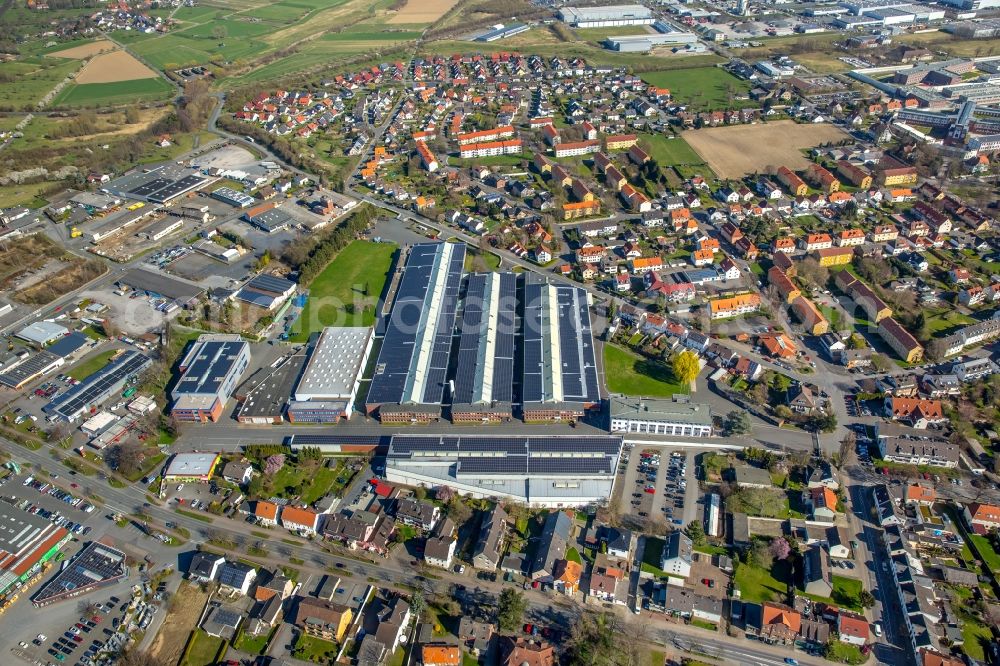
[659,531,692,579]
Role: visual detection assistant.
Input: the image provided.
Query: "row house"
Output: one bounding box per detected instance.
[709,293,761,319]
[777,166,808,197]
[805,163,841,194]
[837,229,866,247]
[564,200,601,220]
[802,233,832,251]
[554,140,600,158]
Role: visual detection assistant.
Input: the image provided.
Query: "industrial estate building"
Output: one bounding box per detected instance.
[43,350,151,422]
[384,435,623,507]
[451,272,517,423]
[171,334,251,422]
[163,452,222,482]
[558,4,653,27]
[521,273,600,422]
[0,504,71,602]
[364,243,599,424]
[289,326,375,422]
[366,242,466,423]
[609,395,714,437]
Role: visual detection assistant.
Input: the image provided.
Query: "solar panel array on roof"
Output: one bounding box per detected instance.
[44,350,151,419]
[522,273,599,405]
[367,243,465,407]
[174,339,248,397]
[453,272,517,406]
[248,274,296,295]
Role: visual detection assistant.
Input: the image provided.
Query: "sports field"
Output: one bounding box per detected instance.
[289,240,396,342]
[639,66,751,110]
[52,78,174,107]
[684,120,849,179]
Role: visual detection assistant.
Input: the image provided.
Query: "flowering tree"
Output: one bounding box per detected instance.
[264,454,286,476]
[770,536,791,561]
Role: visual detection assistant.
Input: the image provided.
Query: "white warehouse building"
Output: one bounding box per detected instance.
[609,395,714,437]
[288,326,374,422]
[384,434,623,508]
[558,4,653,27]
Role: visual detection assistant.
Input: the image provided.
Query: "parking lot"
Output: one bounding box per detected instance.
[3,474,98,536]
[619,447,698,526]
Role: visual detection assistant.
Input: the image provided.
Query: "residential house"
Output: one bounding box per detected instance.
[424,518,457,569]
[395,497,440,531]
[756,603,801,644]
[885,397,945,428]
[222,461,253,485]
[295,597,353,643]
[188,552,225,583]
[552,559,583,596]
[878,318,924,363]
[803,234,833,252]
[660,531,693,579]
[601,526,632,559]
[253,501,279,527]
[281,506,319,534]
[806,486,838,522]
[837,612,869,646]
[422,645,461,666]
[905,484,936,505]
[962,502,1000,535]
[218,561,257,595]
[786,383,818,413]
[472,505,508,570]
[530,511,571,581]
[501,638,555,666]
[802,545,832,596]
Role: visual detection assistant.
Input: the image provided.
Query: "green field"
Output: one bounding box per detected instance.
[0,58,82,110]
[0,181,54,209]
[289,240,396,342]
[733,559,792,604]
[604,344,688,397]
[639,133,706,168]
[639,66,751,110]
[67,349,118,381]
[573,26,652,43]
[52,78,174,107]
[182,630,225,666]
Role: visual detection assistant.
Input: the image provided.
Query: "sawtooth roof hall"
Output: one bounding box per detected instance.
[363,242,600,424]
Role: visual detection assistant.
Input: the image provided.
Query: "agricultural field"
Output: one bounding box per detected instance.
[74,50,159,84]
[49,40,117,59]
[639,66,751,110]
[288,240,396,342]
[0,57,82,110]
[639,133,707,170]
[683,120,849,179]
[52,78,175,107]
[387,0,458,24]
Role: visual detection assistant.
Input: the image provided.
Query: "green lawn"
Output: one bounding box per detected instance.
[803,575,864,611]
[0,58,82,110]
[641,536,669,577]
[604,344,688,397]
[269,459,344,504]
[639,133,706,168]
[638,67,751,111]
[234,628,274,655]
[293,633,339,662]
[52,78,174,107]
[968,534,1000,571]
[691,618,717,631]
[825,641,865,665]
[733,559,791,604]
[289,240,396,342]
[181,630,225,666]
[926,308,977,335]
[67,349,118,381]
[566,547,582,564]
[962,618,994,660]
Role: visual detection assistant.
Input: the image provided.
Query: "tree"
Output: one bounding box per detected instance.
[497,588,526,632]
[749,538,774,570]
[859,589,875,608]
[413,486,427,500]
[769,537,791,561]
[565,612,642,666]
[124,106,141,124]
[410,591,426,621]
[725,410,752,436]
[809,412,838,433]
[446,496,472,525]
[870,353,892,373]
[105,441,145,478]
[671,350,700,386]
[685,520,706,546]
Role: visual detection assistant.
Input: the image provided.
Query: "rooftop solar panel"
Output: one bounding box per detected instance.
[367,243,465,408]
